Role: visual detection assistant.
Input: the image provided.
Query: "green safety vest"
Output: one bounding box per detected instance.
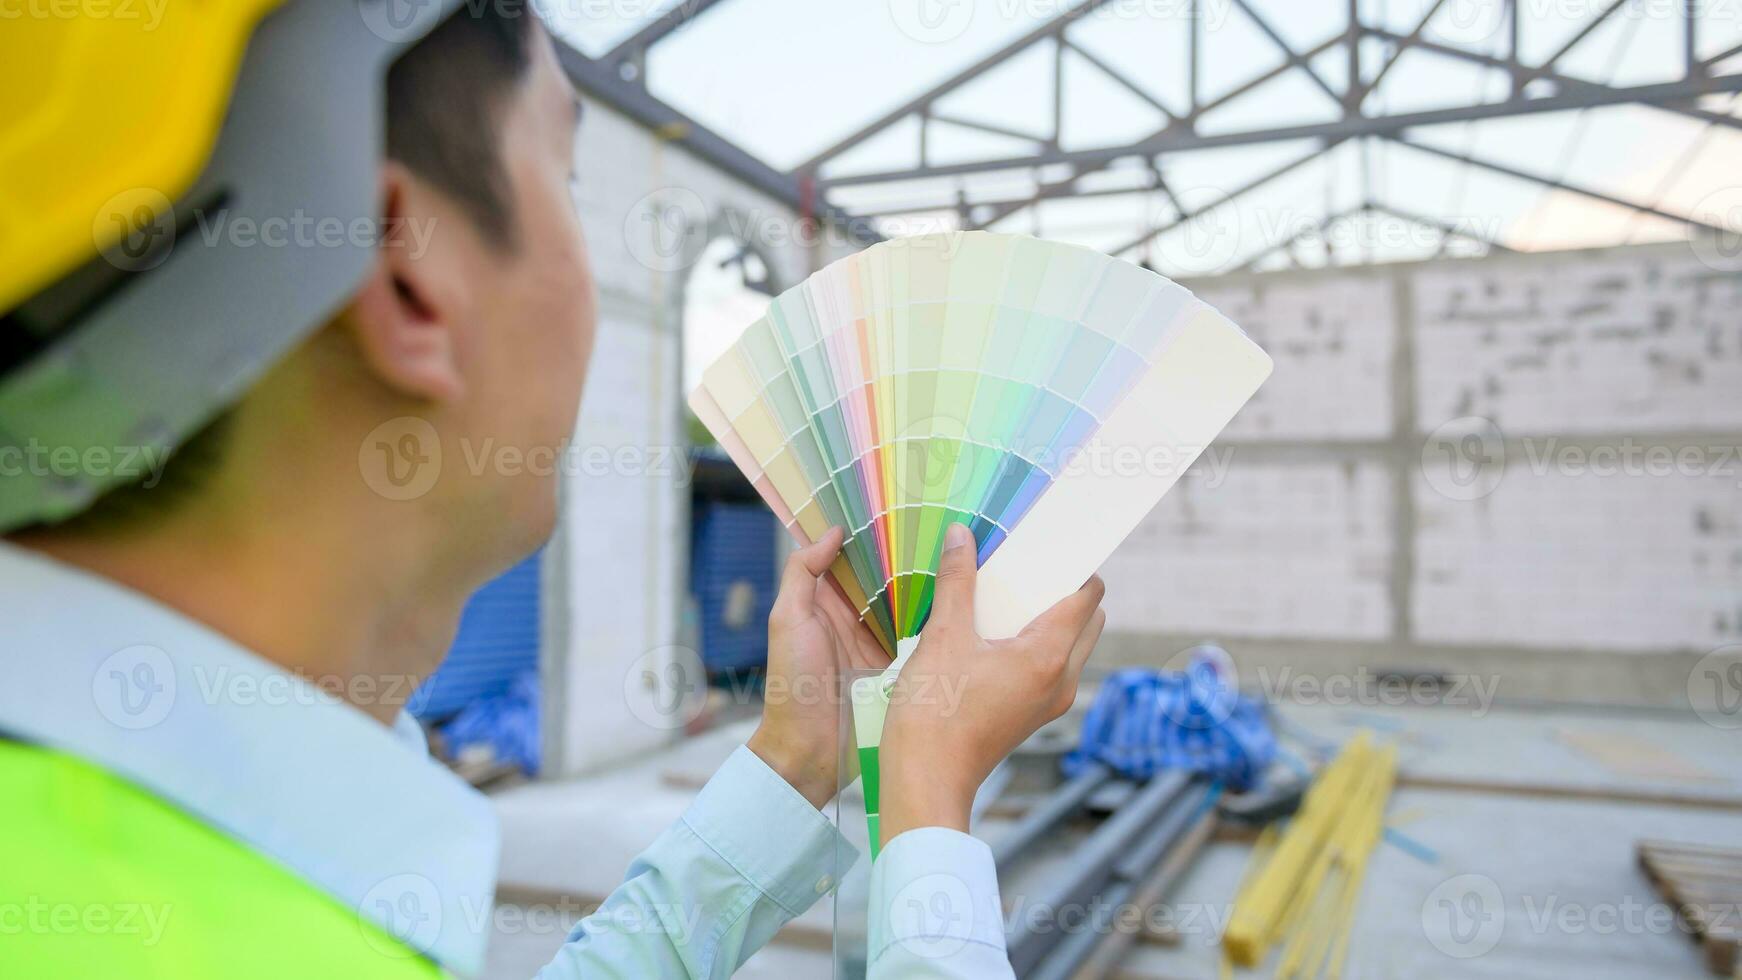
[0,738,447,978]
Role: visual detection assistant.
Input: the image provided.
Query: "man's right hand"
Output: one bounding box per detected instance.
[877,522,1107,846]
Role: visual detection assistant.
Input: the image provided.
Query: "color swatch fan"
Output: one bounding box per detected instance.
[689,232,1271,853]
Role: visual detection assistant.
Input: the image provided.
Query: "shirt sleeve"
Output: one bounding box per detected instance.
[536,745,855,979]
[866,828,1015,979]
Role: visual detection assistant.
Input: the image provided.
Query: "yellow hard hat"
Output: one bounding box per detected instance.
[0,0,466,531]
[0,0,283,313]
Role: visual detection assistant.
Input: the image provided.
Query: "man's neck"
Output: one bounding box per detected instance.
[16,511,473,726]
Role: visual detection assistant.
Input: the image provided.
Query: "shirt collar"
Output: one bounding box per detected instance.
[0,541,498,976]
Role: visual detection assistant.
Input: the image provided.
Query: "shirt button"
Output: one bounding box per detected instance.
[814,875,833,894]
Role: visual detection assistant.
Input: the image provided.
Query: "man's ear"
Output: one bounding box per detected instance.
[346,161,477,403]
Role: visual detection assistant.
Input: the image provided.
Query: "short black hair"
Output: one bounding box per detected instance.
[386,2,543,247]
[27,5,545,536]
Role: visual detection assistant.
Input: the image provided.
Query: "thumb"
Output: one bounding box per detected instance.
[770,527,845,627]
[926,523,978,635]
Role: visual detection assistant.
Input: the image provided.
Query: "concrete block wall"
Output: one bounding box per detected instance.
[1207,276,1397,442]
[1098,243,1742,705]
[1413,252,1742,434]
[1101,461,1393,641]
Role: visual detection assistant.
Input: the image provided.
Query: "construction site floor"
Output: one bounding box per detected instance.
[482,698,1741,979]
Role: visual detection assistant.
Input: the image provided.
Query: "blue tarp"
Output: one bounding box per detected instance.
[438,668,540,774]
[1063,648,1275,790]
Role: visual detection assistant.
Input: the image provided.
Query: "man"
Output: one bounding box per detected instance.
[0,2,1105,977]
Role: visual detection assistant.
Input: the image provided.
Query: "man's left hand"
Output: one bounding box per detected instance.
[747,526,890,808]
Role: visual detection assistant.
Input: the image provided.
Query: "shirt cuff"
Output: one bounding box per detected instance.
[868,827,1008,963]
[680,744,858,917]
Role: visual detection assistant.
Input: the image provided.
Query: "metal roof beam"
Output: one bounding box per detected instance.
[599,0,735,67]
[1368,201,1518,254]
[1360,0,1449,100]
[1386,136,1732,236]
[864,34,1341,231]
[555,43,875,243]
[1233,205,1363,272]
[1542,0,1629,68]
[928,112,1049,145]
[1058,37,1173,119]
[1103,138,1344,257]
[1229,0,1341,104]
[1363,27,1742,131]
[1709,39,1742,67]
[793,0,1118,173]
[816,69,1742,188]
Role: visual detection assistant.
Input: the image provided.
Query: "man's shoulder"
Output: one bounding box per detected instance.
[0,738,447,978]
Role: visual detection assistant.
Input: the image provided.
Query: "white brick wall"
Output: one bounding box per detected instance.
[1414,250,1742,435]
[1108,244,1742,657]
[1197,275,1397,441]
[1414,464,1742,651]
[1102,461,1394,640]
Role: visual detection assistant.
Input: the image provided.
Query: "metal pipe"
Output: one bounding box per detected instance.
[991,764,1113,870]
[1004,771,1192,975]
[1070,803,1219,980]
[1021,781,1212,980]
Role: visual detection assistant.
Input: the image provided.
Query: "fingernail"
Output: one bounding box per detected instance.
[944,523,972,551]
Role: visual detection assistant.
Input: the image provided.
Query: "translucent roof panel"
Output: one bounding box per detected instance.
[543,0,1742,272]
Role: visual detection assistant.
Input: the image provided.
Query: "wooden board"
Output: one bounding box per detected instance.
[1637,839,1742,976]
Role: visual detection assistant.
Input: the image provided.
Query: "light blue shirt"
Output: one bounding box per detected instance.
[0,542,1013,978]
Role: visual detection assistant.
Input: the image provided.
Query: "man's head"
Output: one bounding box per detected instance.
[346,2,598,568]
[40,3,597,586]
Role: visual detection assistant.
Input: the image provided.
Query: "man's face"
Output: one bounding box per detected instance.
[454,28,596,556]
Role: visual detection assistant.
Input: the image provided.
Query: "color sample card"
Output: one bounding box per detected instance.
[687,231,1272,657]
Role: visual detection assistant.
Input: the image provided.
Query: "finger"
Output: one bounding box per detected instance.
[816,579,892,669]
[1064,608,1106,681]
[770,526,845,626]
[1019,574,1106,650]
[924,522,979,637]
